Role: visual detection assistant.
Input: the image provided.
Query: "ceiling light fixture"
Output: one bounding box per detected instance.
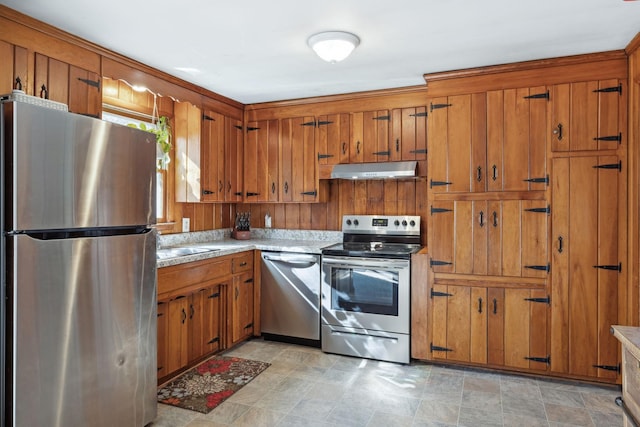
[307,31,360,63]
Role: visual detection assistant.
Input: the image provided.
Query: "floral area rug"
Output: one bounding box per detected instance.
[157,355,270,414]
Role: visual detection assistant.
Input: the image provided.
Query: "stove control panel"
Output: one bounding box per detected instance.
[341,215,421,235]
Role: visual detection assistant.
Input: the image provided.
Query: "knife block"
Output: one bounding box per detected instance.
[231,227,250,240]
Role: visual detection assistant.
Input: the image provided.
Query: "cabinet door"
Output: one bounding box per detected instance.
[175,102,202,202]
[166,295,189,375]
[0,40,29,95]
[33,53,101,117]
[225,117,244,202]
[429,201,454,273]
[201,110,225,202]
[428,94,486,193]
[317,113,350,166]
[390,106,428,162]
[551,79,626,152]
[486,87,548,191]
[231,272,254,345]
[430,285,486,364]
[189,284,223,362]
[245,119,279,202]
[281,116,318,202]
[503,289,549,371]
[551,156,622,380]
[157,300,169,379]
[350,110,390,163]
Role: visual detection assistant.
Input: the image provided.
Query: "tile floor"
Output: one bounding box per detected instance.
[150,338,625,427]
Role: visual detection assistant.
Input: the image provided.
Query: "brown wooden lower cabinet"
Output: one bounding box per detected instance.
[429,284,549,373]
[157,251,256,383]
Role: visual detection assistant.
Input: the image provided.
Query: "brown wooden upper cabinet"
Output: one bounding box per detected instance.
[390,106,428,168]
[244,119,279,202]
[550,79,626,152]
[225,117,244,202]
[316,113,350,167]
[280,116,319,202]
[428,88,547,193]
[350,110,390,163]
[175,101,202,203]
[201,109,225,202]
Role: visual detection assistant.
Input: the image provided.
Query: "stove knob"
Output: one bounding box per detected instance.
[394,220,400,226]
[354,219,359,226]
[410,220,416,227]
[402,220,408,226]
[346,219,352,226]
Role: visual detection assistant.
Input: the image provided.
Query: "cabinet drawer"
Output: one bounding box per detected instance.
[232,252,253,274]
[158,257,231,295]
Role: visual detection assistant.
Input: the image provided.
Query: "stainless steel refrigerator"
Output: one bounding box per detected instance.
[0,100,157,426]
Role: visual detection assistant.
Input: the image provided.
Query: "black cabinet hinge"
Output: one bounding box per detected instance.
[593,133,622,143]
[430,179,452,188]
[208,292,220,299]
[523,175,549,185]
[525,355,551,365]
[202,114,215,121]
[246,126,260,132]
[430,206,453,215]
[430,343,453,352]
[244,322,254,329]
[409,112,428,118]
[234,125,244,130]
[207,337,220,345]
[431,289,453,298]
[524,90,550,100]
[524,205,551,215]
[593,84,622,95]
[318,153,334,160]
[302,120,317,127]
[410,149,427,154]
[593,364,621,373]
[316,120,333,126]
[593,161,622,171]
[202,190,215,195]
[373,150,391,156]
[245,192,260,197]
[301,190,318,197]
[430,259,453,268]
[244,278,254,283]
[524,264,551,273]
[524,296,551,305]
[234,192,243,196]
[430,102,452,112]
[77,77,101,90]
[372,115,390,121]
[593,263,622,272]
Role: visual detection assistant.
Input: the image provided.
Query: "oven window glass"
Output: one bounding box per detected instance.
[330,267,398,316]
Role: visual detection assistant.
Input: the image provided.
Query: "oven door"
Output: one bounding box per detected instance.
[321,255,410,334]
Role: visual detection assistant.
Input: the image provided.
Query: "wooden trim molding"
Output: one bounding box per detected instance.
[626,32,640,56]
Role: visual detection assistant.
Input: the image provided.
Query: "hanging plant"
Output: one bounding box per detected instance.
[129,116,172,170]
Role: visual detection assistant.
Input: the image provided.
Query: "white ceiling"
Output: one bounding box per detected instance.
[2,0,639,104]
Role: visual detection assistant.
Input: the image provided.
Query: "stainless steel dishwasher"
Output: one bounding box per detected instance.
[260,251,321,347]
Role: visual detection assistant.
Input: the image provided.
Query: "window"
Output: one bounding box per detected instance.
[102,111,167,221]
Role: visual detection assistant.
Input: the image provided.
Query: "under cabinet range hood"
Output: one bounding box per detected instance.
[330,161,418,179]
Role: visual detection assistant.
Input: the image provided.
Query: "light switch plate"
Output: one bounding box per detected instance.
[182,218,190,233]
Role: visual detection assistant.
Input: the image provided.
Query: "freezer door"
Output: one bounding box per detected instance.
[4,102,156,231]
[8,231,157,427]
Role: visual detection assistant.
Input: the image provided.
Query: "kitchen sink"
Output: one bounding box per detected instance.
[156,247,220,260]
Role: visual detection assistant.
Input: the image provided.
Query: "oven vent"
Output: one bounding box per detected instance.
[330,161,418,180]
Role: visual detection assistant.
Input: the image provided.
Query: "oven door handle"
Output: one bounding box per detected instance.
[329,329,399,342]
[322,258,409,271]
[262,254,318,267]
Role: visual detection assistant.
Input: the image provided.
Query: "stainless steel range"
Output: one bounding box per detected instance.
[321,215,421,364]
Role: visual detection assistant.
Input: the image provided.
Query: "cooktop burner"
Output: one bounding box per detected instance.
[322,215,422,259]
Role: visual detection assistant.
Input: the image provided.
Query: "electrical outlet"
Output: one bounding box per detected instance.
[182,218,190,233]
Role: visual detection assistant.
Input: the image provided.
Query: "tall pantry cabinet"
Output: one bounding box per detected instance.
[418,53,630,383]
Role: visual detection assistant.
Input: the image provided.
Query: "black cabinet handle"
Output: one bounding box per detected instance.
[492,165,498,181]
[271,182,276,194]
[357,141,361,154]
[553,123,564,141]
[477,166,482,182]
[181,308,187,324]
[190,304,194,319]
[284,182,289,194]
[219,180,224,192]
[478,298,483,313]
[396,139,400,152]
[492,211,498,227]
[493,298,497,314]
[558,236,564,253]
[479,211,485,228]
[342,142,347,155]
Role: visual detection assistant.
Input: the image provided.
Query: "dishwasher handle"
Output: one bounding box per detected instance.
[262,254,319,267]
